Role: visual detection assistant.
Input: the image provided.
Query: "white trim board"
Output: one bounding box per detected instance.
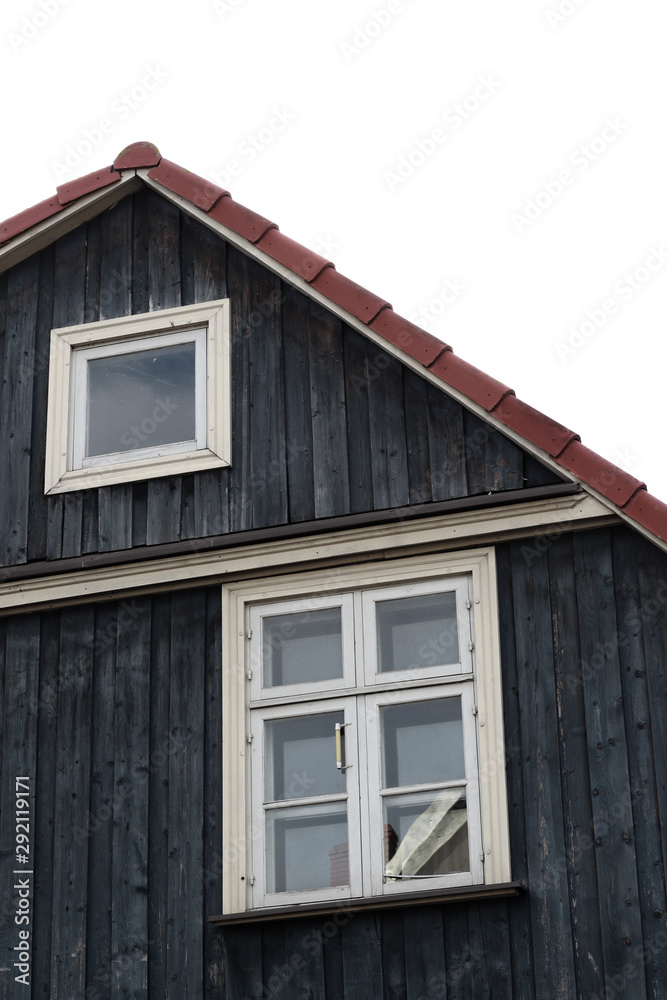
[0,493,616,616]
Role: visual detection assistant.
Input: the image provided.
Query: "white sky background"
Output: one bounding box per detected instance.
[1,0,666,503]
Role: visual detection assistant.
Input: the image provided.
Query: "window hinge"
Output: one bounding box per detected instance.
[246,629,253,640]
[466,598,472,610]
[247,733,254,743]
[468,641,475,651]
[480,853,485,864]
[250,874,256,885]
[472,705,478,716]
[246,668,252,681]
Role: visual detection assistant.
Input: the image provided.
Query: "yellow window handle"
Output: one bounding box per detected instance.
[335,722,351,770]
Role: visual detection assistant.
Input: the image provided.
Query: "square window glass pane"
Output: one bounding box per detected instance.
[380,697,464,788]
[263,607,343,687]
[384,788,469,879]
[86,341,197,457]
[376,591,460,672]
[266,803,348,893]
[265,712,346,801]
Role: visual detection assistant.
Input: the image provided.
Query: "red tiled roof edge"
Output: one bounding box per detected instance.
[1,142,666,545]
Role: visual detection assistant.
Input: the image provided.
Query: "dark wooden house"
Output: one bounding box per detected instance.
[1,140,666,1000]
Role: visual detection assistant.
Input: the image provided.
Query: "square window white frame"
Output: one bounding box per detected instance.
[71,328,208,469]
[249,593,356,701]
[44,299,230,494]
[250,696,364,908]
[221,548,511,916]
[361,576,474,686]
[362,682,483,897]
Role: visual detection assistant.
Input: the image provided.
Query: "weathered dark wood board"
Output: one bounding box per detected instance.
[0,189,563,569]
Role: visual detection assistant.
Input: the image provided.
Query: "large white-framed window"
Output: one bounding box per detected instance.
[222,548,511,915]
[44,300,230,494]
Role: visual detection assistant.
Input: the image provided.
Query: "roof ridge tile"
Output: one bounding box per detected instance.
[0,195,62,246]
[113,141,162,170]
[556,440,645,507]
[56,167,121,206]
[254,230,333,282]
[148,158,227,212]
[428,351,515,411]
[310,268,389,324]
[207,196,277,244]
[491,395,579,458]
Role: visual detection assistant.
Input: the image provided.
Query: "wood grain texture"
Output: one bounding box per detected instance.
[111,596,151,996]
[574,529,645,999]
[0,615,39,1000]
[0,257,40,565]
[308,301,349,519]
[282,284,316,523]
[547,534,604,1000]
[50,606,94,999]
[509,539,578,999]
[166,589,206,999]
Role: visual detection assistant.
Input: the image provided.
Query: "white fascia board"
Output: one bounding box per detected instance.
[0,493,617,615]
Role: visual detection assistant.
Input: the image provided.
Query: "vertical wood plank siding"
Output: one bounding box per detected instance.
[0,189,561,570]
[1,526,665,997]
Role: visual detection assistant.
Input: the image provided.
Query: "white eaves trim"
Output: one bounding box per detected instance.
[0,493,616,615]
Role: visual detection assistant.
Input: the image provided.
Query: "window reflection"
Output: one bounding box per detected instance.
[86,342,196,457]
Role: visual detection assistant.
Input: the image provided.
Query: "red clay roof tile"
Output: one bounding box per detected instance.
[370,309,450,366]
[113,141,162,170]
[428,351,515,411]
[56,168,121,206]
[0,195,63,245]
[621,489,667,542]
[148,158,226,212]
[311,268,389,324]
[557,440,645,506]
[492,395,580,458]
[255,230,333,282]
[207,196,276,244]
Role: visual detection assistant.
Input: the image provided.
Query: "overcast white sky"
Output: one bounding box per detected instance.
[1,0,666,503]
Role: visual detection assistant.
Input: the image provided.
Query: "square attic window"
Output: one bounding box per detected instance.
[44,300,230,494]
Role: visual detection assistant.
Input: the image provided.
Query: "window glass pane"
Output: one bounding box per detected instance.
[376,591,460,671]
[266,803,348,893]
[86,341,196,457]
[384,788,469,878]
[380,697,464,788]
[263,607,343,687]
[265,712,346,801]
